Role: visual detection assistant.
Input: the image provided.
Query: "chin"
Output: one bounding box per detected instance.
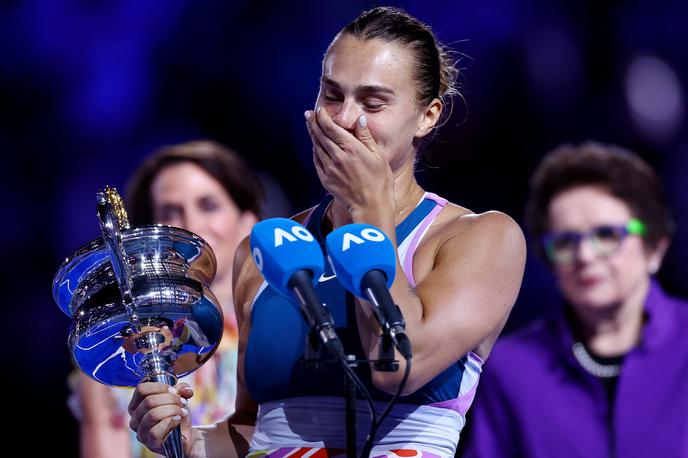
[564,284,621,311]
[570,297,620,313]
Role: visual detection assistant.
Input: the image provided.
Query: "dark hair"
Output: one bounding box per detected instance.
[525,141,674,261]
[125,140,264,225]
[339,6,459,109]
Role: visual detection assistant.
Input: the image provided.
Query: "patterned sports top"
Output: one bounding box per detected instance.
[244,193,483,457]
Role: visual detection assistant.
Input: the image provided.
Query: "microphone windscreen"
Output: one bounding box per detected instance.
[325,223,396,298]
[250,218,324,297]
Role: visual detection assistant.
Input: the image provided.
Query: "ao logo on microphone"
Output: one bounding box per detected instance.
[252,247,264,272]
[341,227,386,252]
[252,225,316,273]
[274,226,314,247]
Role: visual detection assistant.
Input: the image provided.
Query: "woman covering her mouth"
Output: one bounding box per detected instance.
[128,7,526,457]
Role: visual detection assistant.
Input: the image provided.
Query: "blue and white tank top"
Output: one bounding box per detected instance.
[244,193,483,456]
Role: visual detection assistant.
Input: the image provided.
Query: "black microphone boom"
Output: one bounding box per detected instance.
[288,270,346,361]
[360,270,412,360]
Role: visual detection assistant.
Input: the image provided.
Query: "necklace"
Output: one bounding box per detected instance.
[571,341,621,378]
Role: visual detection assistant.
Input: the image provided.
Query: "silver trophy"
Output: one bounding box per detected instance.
[53,187,223,458]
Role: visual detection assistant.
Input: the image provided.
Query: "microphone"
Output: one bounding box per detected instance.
[250,218,345,361]
[325,224,412,360]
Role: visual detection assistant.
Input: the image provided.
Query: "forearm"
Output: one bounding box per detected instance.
[188,417,253,458]
[351,206,424,324]
[355,274,428,394]
[78,374,133,458]
[349,208,524,395]
[80,421,132,458]
[350,207,429,393]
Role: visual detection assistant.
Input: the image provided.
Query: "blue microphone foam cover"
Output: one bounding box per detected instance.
[250,218,324,297]
[325,223,396,298]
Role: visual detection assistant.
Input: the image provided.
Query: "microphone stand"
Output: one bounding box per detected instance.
[301,332,362,457]
[374,333,399,373]
[290,270,402,457]
[344,354,358,458]
[301,328,398,458]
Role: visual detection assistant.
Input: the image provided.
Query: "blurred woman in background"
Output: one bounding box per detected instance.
[464,142,688,457]
[71,139,264,457]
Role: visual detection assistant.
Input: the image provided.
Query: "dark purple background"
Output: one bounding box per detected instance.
[2,1,687,453]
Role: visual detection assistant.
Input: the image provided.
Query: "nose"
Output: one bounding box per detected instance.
[184,215,204,237]
[174,214,190,232]
[166,207,193,232]
[574,237,598,264]
[331,99,360,132]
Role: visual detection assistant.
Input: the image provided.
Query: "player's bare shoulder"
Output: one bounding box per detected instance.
[469,208,524,248]
[233,207,318,320]
[419,201,525,265]
[232,236,262,321]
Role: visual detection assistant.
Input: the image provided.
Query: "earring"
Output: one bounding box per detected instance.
[648,263,659,275]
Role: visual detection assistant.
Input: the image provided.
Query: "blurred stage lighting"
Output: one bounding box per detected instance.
[625,55,684,143]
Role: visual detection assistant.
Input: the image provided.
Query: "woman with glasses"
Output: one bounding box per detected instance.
[463,142,688,457]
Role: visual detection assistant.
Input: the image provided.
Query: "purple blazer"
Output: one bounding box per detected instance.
[463,280,688,458]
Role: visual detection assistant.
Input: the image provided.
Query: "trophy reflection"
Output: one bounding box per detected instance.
[53,187,223,458]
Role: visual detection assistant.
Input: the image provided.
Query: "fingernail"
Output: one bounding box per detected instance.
[180,397,188,406]
[172,415,182,422]
[181,408,189,417]
[316,106,322,114]
[168,387,177,395]
[358,115,367,128]
[304,111,311,120]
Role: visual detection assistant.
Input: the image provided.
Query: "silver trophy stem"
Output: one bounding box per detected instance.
[137,332,183,458]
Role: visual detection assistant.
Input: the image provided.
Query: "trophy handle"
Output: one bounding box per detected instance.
[96,187,142,333]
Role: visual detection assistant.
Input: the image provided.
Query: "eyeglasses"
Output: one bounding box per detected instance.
[542,218,647,265]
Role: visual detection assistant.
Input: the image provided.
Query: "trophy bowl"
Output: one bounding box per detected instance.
[53,224,223,387]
